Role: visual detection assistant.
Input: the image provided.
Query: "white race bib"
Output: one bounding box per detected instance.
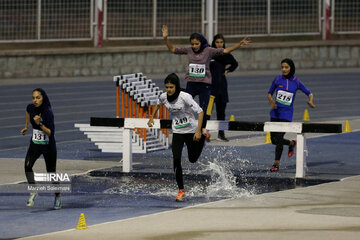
[174,116,190,129]
[189,64,206,78]
[276,90,294,106]
[32,129,48,145]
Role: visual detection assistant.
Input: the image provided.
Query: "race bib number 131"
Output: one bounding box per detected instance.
[32,129,49,145]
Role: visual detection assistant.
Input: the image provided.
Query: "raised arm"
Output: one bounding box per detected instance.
[162,25,175,53]
[224,37,251,54]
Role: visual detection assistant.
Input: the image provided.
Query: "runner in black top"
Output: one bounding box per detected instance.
[21,88,61,210]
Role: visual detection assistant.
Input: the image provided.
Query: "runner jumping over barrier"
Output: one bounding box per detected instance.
[267,59,315,172]
[91,115,341,180]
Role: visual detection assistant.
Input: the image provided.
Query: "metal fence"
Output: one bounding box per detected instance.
[105,0,203,39]
[0,0,92,42]
[332,0,360,34]
[0,0,358,43]
[216,0,321,37]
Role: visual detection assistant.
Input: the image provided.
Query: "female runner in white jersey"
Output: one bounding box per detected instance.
[148,73,205,201]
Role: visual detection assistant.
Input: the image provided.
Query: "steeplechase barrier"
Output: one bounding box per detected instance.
[90,117,342,179]
[75,73,169,153]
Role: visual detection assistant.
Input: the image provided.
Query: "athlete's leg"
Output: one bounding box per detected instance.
[271,131,287,161]
[185,82,200,99]
[215,98,228,139]
[198,83,211,129]
[43,151,61,204]
[270,118,291,171]
[172,133,185,190]
[43,150,57,173]
[215,97,226,121]
[185,134,205,163]
[24,145,42,206]
[24,145,42,184]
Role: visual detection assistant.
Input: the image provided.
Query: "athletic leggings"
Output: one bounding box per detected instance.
[172,133,205,190]
[185,82,211,129]
[24,144,57,184]
[215,96,227,136]
[270,118,291,161]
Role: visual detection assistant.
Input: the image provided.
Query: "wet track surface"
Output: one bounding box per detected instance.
[0,71,360,239]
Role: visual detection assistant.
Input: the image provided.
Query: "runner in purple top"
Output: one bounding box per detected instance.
[162,25,250,137]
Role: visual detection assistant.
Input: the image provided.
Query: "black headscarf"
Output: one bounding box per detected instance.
[211,34,226,48]
[281,58,295,79]
[32,88,52,114]
[164,73,181,102]
[190,33,209,54]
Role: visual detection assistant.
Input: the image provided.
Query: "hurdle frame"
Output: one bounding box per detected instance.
[90,117,342,179]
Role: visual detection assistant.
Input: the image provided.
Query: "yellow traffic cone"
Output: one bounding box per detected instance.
[302,109,310,121]
[229,114,235,121]
[76,213,88,229]
[265,132,271,143]
[344,120,352,132]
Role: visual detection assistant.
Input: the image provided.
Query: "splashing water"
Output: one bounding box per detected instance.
[196,157,254,199]
[100,147,255,200]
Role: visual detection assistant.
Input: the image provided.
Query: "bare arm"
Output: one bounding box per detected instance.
[224,37,251,54]
[20,111,30,135]
[307,93,315,108]
[147,105,161,127]
[193,111,204,141]
[267,93,277,109]
[162,25,175,53]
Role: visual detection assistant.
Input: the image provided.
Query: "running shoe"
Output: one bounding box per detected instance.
[54,195,62,210]
[26,192,38,207]
[270,165,279,172]
[205,133,211,142]
[288,140,297,157]
[202,129,211,142]
[175,190,185,202]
